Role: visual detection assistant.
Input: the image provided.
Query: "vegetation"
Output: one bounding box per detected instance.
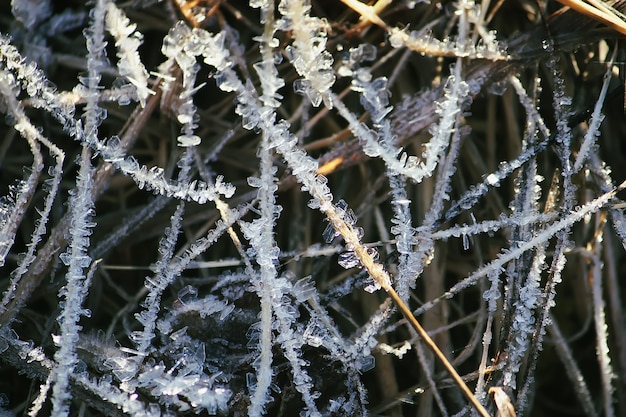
[0,0,625,415]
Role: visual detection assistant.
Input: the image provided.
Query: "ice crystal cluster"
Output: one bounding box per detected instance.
[0,0,625,416]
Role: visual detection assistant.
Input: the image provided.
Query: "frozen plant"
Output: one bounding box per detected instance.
[0,0,625,416]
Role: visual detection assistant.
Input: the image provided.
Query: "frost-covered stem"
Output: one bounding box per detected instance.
[322,201,392,287]
[279,0,335,107]
[587,150,626,252]
[246,2,281,414]
[474,313,494,404]
[386,15,507,59]
[549,56,576,211]
[0,74,64,314]
[341,62,424,298]
[388,175,415,301]
[131,150,193,360]
[50,147,97,416]
[73,373,155,416]
[431,211,558,241]
[301,290,369,415]
[414,181,626,316]
[501,245,546,390]
[134,201,185,358]
[104,2,152,106]
[476,267,502,405]
[573,46,614,172]
[0,75,43,268]
[166,210,243,277]
[504,71,550,399]
[101,152,235,203]
[246,2,324,414]
[414,336,449,416]
[588,236,616,416]
[425,110,463,226]
[248,284,274,417]
[29,371,52,417]
[167,17,203,148]
[548,314,598,417]
[510,76,551,142]
[0,35,77,129]
[417,52,466,181]
[273,308,321,415]
[50,1,106,413]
